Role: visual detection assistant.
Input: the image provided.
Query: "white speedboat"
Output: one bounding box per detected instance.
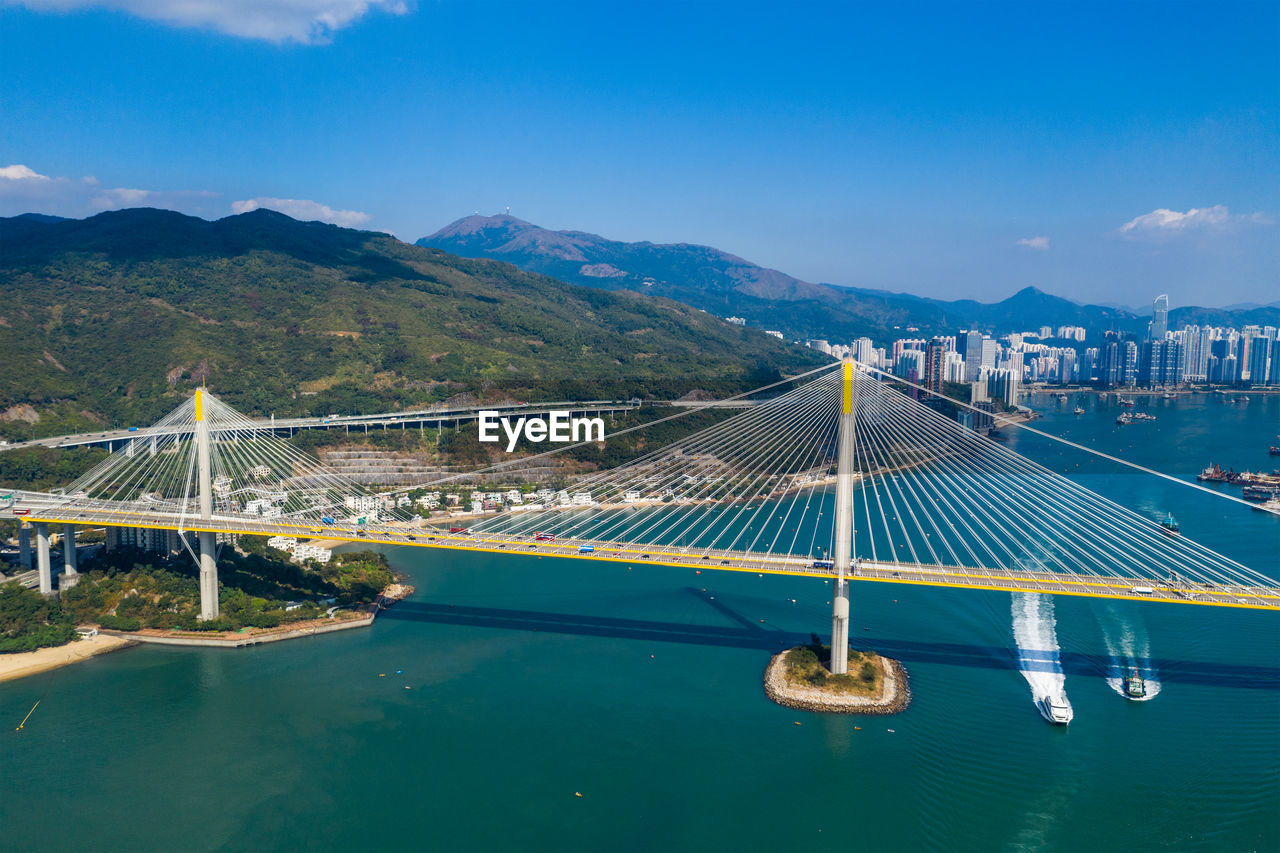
[1036,695,1073,725]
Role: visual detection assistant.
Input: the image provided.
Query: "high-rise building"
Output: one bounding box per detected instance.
[1099,341,1122,385]
[963,331,984,381]
[1060,350,1077,384]
[1149,294,1169,340]
[923,339,946,394]
[943,351,966,383]
[1270,339,1280,385]
[1248,339,1271,387]
[982,339,1000,374]
[1122,341,1139,386]
[854,337,875,365]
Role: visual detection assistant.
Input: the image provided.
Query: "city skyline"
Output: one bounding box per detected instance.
[2,1,1277,307]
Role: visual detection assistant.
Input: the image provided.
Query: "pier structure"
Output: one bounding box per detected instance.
[195,389,220,621]
[34,522,51,595]
[18,523,31,571]
[61,523,78,587]
[831,359,857,674]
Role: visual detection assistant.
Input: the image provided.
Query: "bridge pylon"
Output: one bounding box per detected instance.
[830,359,856,675]
[195,389,219,621]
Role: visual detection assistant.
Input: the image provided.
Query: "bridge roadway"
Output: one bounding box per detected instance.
[16,497,1280,612]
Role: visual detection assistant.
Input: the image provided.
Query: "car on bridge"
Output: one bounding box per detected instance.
[534,532,555,541]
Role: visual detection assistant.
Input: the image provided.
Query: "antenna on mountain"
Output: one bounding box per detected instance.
[506,206,510,216]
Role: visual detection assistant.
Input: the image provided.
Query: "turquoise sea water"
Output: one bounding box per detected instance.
[2,392,1277,852]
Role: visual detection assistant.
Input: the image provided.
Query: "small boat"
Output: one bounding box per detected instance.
[1116,414,1132,425]
[1159,513,1180,535]
[1074,407,1085,415]
[1269,446,1279,457]
[1122,668,1147,699]
[1037,696,1073,725]
[1119,397,1135,408]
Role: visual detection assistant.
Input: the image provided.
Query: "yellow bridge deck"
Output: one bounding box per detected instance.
[21,503,1280,612]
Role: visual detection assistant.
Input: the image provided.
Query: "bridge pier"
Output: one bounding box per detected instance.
[195,390,220,621]
[198,530,218,621]
[35,522,52,594]
[830,359,857,675]
[61,523,78,581]
[831,578,850,675]
[18,523,31,570]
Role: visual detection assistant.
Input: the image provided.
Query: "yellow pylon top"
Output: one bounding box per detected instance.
[842,359,854,414]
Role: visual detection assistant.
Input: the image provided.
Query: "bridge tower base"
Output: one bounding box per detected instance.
[198,530,218,621]
[194,389,219,621]
[831,579,850,675]
[18,523,31,570]
[62,524,78,578]
[35,522,52,595]
[829,359,857,675]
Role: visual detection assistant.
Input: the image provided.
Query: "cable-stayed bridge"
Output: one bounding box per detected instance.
[6,361,1277,674]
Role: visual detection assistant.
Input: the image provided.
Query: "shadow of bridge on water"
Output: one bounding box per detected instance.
[378,587,1280,691]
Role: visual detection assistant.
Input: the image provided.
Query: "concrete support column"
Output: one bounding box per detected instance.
[18,524,31,570]
[830,359,857,675]
[105,526,119,552]
[198,530,218,621]
[35,522,52,595]
[831,579,850,675]
[62,524,78,576]
[195,389,219,621]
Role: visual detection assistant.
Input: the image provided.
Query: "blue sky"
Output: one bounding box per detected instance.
[1,0,1276,308]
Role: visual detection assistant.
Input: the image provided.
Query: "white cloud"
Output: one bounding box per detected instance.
[0,163,220,218]
[90,187,154,208]
[231,197,370,227]
[4,0,409,43]
[0,164,50,181]
[1114,204,1277,240]
[1016,236,1049,250]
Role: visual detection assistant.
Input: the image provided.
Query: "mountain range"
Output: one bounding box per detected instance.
[0,208,820,437]
[420,215,1280,340]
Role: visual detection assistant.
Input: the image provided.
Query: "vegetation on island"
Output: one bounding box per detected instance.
[783,635,884,696]
[0,540,393,649]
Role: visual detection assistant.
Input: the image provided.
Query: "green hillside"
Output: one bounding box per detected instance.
[0,208,824,439]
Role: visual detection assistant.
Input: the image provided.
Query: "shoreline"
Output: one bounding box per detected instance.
[763,650,911,715]
[98,611,375,648]
[0,633,137,685]
[0,605,383,683]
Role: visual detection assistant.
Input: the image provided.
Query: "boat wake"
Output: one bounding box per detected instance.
[1011,592,1073,722]
[1097,602,1162,701]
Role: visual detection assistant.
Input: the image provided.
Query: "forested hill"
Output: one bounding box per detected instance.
[421,215,1280,340]
[0,208,823,438]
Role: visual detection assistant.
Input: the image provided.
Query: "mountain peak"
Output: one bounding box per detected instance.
[431,213,538,238]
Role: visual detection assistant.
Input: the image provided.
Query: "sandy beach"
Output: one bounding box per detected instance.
[0,634,135,685]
